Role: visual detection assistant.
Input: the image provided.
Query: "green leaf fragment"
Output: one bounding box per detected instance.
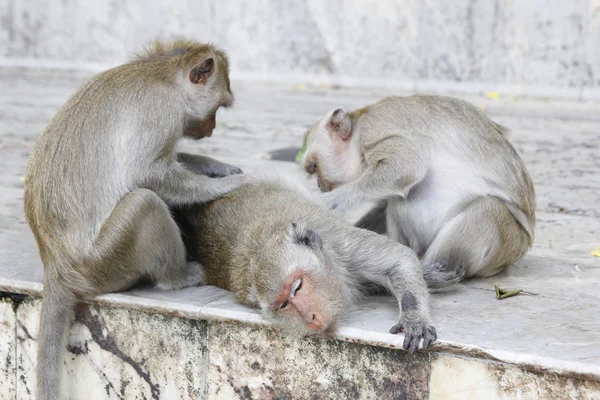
[495,285,523,300]
[295,137,307,164]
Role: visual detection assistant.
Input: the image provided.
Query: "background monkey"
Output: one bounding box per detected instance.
[301,95,535,279]
[176,180,464,352]
[24,39,249,400]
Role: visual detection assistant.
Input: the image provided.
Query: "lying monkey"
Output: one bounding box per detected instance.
[175,180,463,352]
[301,95,535,279]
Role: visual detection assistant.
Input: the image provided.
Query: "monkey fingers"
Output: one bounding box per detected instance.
[391,322,437,353]
[211,163,243,177]
[177,153,244,177]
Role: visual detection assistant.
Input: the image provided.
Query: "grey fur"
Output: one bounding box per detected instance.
[304,95,535,280]
[401,293,418,312]
[24,40,247,400]
[290,222,324,249]
[177,180,447,353]
[354,201,388,235]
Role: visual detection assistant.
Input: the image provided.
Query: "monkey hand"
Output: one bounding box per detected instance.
[389,316,437,354]
[178,153,244,177]
[204,161,244,178]
[320,190,351,211]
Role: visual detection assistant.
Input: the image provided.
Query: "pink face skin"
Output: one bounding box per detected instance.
[270,270,331,333]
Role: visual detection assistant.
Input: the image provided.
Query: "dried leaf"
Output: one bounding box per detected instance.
[495,285,523,300]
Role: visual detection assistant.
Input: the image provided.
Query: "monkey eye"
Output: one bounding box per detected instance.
[290,278,302,296]
[278,299,289,310]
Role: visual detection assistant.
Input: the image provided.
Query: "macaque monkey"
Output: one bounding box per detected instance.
[175,180,464,353]
[301,95,535,279]
[23,39,249,400]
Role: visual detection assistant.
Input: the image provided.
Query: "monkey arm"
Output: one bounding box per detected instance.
[144,162,251,206]
[321,157,426,211]
[340,226,436,352]
[177,152,243,177]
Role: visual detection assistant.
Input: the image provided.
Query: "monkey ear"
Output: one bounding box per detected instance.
[327,108,352,141]
[290,222,323,250]
[189,58,215,84]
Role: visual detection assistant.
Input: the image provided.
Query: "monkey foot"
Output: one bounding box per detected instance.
[390,323,437,353]
[423,261,465,289]
[155,261,205,290]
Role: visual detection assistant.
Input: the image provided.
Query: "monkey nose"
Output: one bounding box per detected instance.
[306,313,326,331]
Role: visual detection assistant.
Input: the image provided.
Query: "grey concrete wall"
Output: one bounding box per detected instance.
[1,0,600,100]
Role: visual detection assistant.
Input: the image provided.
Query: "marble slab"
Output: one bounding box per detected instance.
[0,300,17,400]
[15,298,208,399]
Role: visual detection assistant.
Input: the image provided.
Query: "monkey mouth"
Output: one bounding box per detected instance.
[318,179,340,193]
[184,129,211,139]
[185,118,215,139]
[323,319,337,335]
[317,175,333,192]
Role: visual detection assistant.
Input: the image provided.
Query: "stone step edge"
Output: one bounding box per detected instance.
[1,277,598,383]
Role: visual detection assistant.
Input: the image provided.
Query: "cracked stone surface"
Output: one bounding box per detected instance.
[0,67,599,397]
[207,321,430,399]
[15,298,208,400]
[0,299,17,400]
[429,355,600,400]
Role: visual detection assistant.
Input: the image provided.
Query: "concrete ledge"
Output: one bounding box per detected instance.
[1,68,599,398]
[1,295,599,399]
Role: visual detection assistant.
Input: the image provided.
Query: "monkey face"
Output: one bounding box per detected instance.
[270,271,332,333]
[180,52,234,139]
[302,109,364,192]
[254,222,344,336]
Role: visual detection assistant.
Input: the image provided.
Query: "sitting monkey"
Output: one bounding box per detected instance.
[24,39,249,400]
[175,180,463,353]
[301,95,535,279]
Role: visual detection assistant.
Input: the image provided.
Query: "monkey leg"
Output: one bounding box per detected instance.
[85,188,204,293]
[422,196,530,278]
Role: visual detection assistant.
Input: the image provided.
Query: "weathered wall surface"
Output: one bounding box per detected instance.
[2,295,599,399]
[1,0,600,99]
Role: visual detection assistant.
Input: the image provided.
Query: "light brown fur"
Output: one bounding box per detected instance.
[174,180,461,350]
[302,95,535,279]
[25,38,248,400]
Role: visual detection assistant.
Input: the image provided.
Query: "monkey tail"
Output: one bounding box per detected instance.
[37,275,78,400]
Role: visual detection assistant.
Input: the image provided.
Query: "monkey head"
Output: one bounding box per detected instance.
[249,222,345,336]
[178,48,234,139]
[302,108,364,192]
